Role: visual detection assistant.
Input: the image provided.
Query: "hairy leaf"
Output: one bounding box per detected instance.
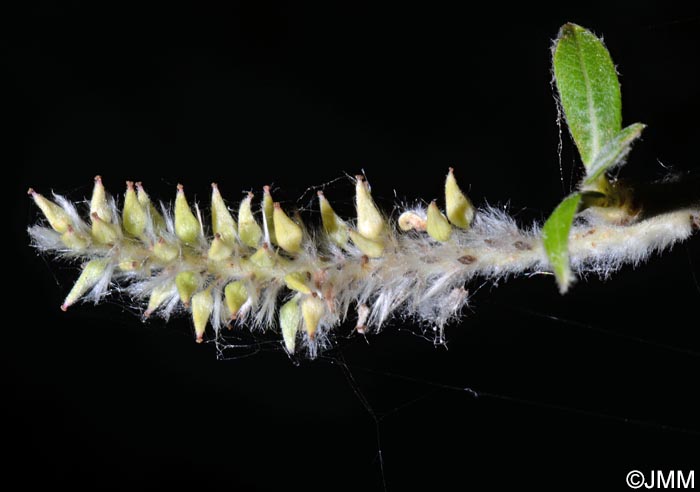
[543,193,582,294]
[583,123,645,186]
[553,23,621,167]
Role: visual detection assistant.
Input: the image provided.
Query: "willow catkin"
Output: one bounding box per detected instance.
[27,172,699,358]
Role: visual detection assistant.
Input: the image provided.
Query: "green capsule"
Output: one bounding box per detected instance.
[211,183,237,247]
[238,192,262,248]
[144,281,175,318]
[91,212,121,245]
[191,288,213,343]
[224,280,248,318]
[60,225,90,251]
[175,271,200,306]
[90,176,113,223]
[426,201,452,242]
[318,191,348,247]
[279,297,301,353]
[348,230,384,258]
[355,175,385,240]
[262,185,277,245]
[153,237,179,262]
[60,259,109,311]
[301,294,325,340]
[208,233,233,261]
[445,168,475,229]
[123,181,147,237]
[273,203,303,254]
[135,182,166,232]
[28,188,72,233]
[284,271,312,294]
[174,184,201,245]
[248,243,276,269]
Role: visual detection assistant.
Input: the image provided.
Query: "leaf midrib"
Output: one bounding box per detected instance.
[572,29,599,163]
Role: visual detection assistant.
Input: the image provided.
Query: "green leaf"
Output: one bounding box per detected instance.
[553,23,621,167]
[542,193,582,294]
[583,123,645,186]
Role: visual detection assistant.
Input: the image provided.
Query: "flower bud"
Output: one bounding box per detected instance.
[28,188,71,233]
[445,168,475,229]
[123,181,147,237]
[348,230,384,258]
[318,191,348,246]
[175,271,200,306]
[174,184,201,245]
[191,288,213,343]
[301,294,325,339]
[211,183,237,246]
[355,175,385,240]
[90,176,113,223]
[273,202,303,254]
[60,225,89,251]
[224,280,248,318]
[238,192,262,248]
[91,212,121,245]
[60,259,108,311]
[426,201,452,242]
[279,297,301,353]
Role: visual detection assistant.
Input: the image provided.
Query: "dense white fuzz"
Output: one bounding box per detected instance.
[28,178,698,358]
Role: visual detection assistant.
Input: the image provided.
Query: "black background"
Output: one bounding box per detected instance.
[7,2,699,490]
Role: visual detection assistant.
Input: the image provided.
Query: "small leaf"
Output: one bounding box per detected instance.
[553,23,621,167]
[542,193,582,294]
[583,123,645,186]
